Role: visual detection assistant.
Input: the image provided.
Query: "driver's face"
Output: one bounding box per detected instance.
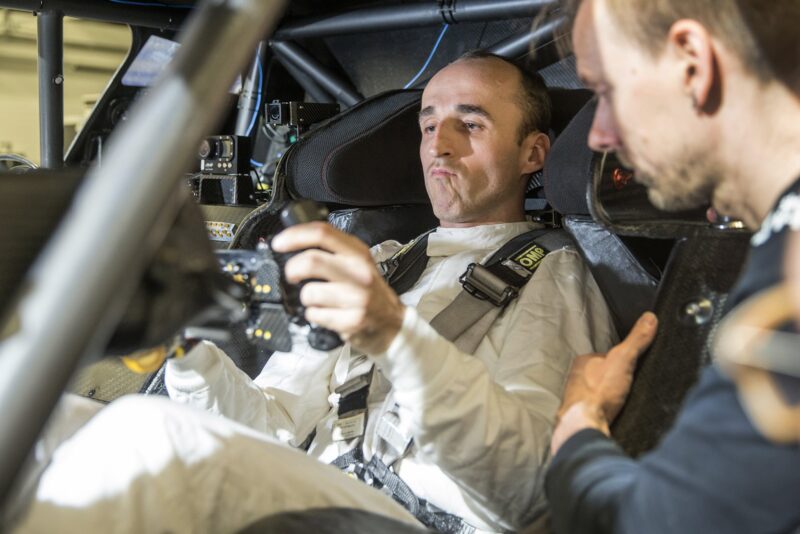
[573,0,718,211]
[418,59,542,227]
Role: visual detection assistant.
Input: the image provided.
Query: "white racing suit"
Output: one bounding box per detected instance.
[13,222,617,533]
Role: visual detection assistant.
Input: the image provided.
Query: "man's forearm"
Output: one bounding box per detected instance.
[546,310,659,533]
[546,428,637,534]
[166,339,341,445]
[165,341,272,431]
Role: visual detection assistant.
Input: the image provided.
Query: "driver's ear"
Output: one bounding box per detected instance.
[520,131,551,175]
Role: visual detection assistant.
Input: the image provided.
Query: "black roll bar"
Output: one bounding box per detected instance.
[0,0,187,30]
[279,58,336,104]
[274,0,557,41]
[270,41,363,107]
[486,16,566,58]
[37,10,64,168]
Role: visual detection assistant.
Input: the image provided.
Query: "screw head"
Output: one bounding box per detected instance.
[682,298,714,326]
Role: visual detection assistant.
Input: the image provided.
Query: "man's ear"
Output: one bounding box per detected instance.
[668,19,718,112]
[520,131,551,175]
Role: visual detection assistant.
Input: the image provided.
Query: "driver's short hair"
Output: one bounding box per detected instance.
[561,0,800,92]
[454,50,552,144]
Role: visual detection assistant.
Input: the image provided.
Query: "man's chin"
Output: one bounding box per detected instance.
[647,187,707,212]
[629,165,655,188]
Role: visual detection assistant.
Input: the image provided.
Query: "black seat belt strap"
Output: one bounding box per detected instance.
[380,230,433,295]
[332,445,473,533]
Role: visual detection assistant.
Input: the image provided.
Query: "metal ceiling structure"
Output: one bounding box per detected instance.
[0,0,564,165]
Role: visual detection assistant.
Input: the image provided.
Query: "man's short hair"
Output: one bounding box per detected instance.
[559,0,800,92]
[455,50,552,143]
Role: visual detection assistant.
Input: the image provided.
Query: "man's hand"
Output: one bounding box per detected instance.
[786,231,800,326]
[271,222,405,355]
[551,312,658,454]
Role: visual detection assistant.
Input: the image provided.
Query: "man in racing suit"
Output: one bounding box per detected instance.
[11,53,616,534]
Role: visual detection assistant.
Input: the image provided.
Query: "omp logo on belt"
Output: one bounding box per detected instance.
[514,244,548,272]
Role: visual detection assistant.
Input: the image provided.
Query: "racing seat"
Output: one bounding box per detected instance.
[545,99,751,455]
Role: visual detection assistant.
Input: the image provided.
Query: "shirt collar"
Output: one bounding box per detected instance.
[426,222,539,257]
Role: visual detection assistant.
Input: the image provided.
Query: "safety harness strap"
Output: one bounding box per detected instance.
[331,447,475,534]
[380,229,434,295]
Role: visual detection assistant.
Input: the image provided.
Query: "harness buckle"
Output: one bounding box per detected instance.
[379,258,399,279]
[342,460,368,481]
[459,263,518,307]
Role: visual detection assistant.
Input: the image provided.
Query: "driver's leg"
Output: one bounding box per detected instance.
[12,395,418,534]
[4,394,106,527]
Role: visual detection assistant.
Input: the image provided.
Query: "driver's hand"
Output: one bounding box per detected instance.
[272,222,405,355]
[551,312,658,454]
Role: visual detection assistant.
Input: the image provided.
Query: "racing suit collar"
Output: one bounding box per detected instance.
[427,221,540,257]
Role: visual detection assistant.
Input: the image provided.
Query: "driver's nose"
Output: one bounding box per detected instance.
[428,124,454,158]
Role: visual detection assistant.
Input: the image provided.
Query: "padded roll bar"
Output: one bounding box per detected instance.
[279,58,337,104]
[0,0,286,509]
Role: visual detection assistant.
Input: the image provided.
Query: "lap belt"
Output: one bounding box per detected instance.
[332,447,473,534]
[333,227,572,532]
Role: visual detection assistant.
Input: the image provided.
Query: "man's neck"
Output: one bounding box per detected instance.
[438,206,527,228]
[720,83,800,228]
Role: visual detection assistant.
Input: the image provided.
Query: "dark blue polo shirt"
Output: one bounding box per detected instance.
[546,179,800,534]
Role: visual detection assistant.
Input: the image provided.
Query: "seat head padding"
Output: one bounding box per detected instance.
[542,97,597,216]
[548,88,593,140]
[286,90,429,206]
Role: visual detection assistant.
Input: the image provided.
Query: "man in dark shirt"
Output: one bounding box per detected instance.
[546,1,800,533]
